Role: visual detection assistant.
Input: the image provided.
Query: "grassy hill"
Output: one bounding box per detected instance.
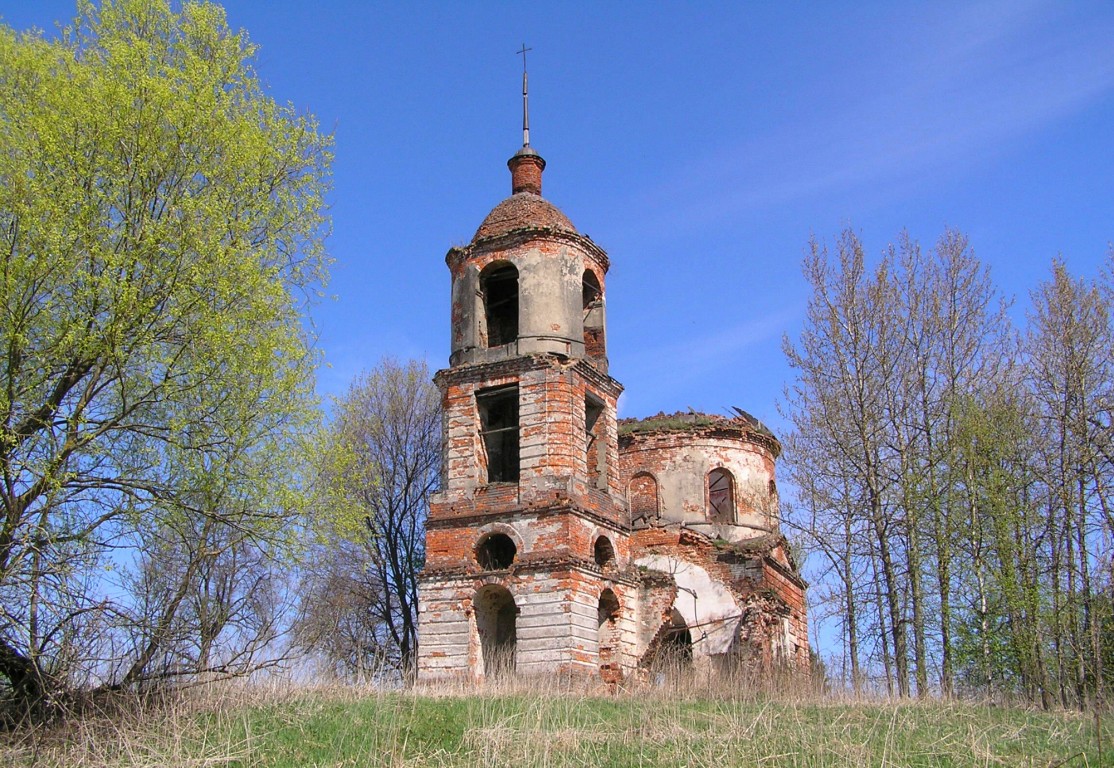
[5,682,1111,767]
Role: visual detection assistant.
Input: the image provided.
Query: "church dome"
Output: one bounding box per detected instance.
[473,192,578,242]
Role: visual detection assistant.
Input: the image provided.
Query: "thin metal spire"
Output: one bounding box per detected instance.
[517,43,532,147]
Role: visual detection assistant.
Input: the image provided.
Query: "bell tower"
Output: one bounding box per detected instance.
[417,66,633,682]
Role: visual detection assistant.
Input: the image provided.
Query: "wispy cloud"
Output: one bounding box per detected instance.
[638,0,1114,229]
[615,303,802,413]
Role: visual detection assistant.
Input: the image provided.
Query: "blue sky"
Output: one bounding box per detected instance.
[4,0,1113,664]
[4,1,1112,434]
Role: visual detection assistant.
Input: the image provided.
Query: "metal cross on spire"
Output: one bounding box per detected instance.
[517,43,532,147]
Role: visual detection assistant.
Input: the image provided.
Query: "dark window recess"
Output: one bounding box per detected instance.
[585,394,605,488]
[597,589,621,669]
[477,533,517,570]
[708,468,735,523]
[482,263,519,348]
[582,270,605,358]
[594,536,615,567]
[478,386,519,483]
[597,589,620,626]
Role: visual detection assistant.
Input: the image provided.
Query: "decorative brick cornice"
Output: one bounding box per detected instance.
[619,420,782,459]
[434,354,623,399]
[434,354,554,387]
[447,226,609,273]
[421,557,641,587]
[427,500,628,533]
[763,551,810,590]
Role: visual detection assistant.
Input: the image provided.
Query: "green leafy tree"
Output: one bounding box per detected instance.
[0,0,330,716]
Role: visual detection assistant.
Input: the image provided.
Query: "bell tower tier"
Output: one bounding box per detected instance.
[447,148,609,373]
[417,141,634,682]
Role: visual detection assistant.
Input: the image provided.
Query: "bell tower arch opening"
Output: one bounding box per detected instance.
[480,262,519,348]
[582,269,605,361]
[477,384,520,483]
[584,393,606,489]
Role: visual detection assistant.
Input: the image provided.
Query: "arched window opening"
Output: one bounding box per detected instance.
[593,536,615,567]
[475,585,517,678]
[481,263,518,348]
[629,472,659,529]
[597,589,620,626]
[582,270,602,311]
[582,269,605,359]
[707,468,735,523]
[476,533,517,570]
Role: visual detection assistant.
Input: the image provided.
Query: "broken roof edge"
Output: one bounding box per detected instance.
[617,410,780,452]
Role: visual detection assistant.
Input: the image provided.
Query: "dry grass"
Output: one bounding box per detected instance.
[2,674,1109,767]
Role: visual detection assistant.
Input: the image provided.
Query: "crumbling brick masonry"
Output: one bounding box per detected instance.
[416,142,808,685]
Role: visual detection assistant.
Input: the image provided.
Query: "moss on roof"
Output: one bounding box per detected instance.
[617,411,720,436]
[618,409,776,439]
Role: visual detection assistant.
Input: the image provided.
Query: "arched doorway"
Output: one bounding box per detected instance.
[597,589,621,682]
[474,585,517,678]
[662,609,693,665]
[647,608,693,679]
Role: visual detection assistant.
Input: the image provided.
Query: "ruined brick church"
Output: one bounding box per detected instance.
[416,93,808,684]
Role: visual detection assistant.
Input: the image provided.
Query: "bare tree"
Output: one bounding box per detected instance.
[297,359,440,680]
[785,228,1011,699]
[1026,261,1112,708]
[888,230,1010,697]
[783,229,908,695]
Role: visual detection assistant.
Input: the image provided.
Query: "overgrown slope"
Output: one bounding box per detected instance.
[4,684,1110,767]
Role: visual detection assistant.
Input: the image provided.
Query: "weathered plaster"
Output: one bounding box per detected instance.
[636,554,740,655]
